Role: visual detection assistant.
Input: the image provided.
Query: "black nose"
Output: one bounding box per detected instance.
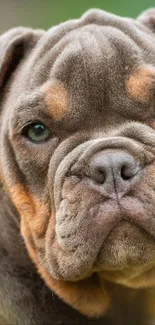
[89,151,140,195]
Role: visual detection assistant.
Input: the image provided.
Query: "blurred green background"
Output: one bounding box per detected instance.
[0,0,155,33]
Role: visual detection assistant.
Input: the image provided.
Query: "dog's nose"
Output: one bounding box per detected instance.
[89,151,140,194]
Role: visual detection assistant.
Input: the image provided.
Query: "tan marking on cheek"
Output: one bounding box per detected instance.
[5,181,110,317]
[21,218,38,264]
[12,198,109,318]
[126,67,155,103]
[6,183,53,256]
[41,81,69,120]
[11,185,33,212]
[38,264,110,317]
[22,215,110,317]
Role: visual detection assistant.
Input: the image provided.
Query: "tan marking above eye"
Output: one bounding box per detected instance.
[126,66,155,103]
[41,81,69,120]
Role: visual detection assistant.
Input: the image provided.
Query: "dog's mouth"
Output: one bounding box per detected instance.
[92,212,155,283]
[96,220,155,284]
[47,185,155,287]
[98,220,155,266]
[97,198,155,269]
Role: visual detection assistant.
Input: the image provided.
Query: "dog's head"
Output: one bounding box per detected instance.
[1,8,155,318]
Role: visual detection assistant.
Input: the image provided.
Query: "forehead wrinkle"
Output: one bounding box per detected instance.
[41,81,69,120]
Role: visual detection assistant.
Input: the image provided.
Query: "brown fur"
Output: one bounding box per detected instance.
[126,66,155,103]
[41,81,69,120]
[38,264,110,318]
[1,7,155,325]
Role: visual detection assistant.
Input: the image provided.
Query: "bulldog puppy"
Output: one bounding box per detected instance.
[1,7,155,325]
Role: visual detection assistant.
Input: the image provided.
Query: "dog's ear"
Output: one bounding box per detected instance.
[137,8,155,33]
[0,27,43,92]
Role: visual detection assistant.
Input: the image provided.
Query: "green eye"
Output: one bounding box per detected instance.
[24,123,50,143]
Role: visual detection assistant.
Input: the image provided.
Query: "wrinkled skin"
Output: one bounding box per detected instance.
[1,7,155,325]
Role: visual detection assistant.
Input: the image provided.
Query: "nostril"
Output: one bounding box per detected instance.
[94,167,105,184]
[89,156,107,185]
[120,164,137,180]
[121,165,131,180]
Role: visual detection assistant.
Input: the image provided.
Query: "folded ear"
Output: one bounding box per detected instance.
[0,27,43,93]
[137,8,155,32]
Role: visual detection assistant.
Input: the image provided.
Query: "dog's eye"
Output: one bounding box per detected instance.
[23,122,50,143]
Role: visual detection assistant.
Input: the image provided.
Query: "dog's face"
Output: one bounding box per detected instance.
[1,8,155,317]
